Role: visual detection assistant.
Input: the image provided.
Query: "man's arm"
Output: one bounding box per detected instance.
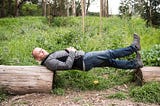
[45,47,76,71]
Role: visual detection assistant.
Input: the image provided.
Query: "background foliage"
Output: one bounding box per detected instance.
[0,16,159,66]
[0,16,160,103]
[119,0,160,27]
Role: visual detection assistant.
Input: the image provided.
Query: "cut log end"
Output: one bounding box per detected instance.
[134,66,160,85]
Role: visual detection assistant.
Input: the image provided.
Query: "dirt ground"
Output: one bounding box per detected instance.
[1,85,159,106]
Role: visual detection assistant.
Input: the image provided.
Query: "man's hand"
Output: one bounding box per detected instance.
[66,47,77,52]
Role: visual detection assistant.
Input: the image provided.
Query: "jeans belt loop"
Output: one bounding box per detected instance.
[83,61,85,71]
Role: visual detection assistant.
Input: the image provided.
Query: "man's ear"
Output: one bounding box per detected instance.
[41,50,44,54]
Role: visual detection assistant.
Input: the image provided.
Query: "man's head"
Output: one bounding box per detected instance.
[32,47,49,61]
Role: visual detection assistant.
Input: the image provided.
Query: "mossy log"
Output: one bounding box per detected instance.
[0,65,53,95]
[134,66,160,85]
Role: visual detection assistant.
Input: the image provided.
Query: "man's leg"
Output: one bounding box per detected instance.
[84,51,143,70]
[103,45,137,59]
[84,46,139,71]
[105,58,143,69]
[83,34,142,71]
[97,51,143,69]
[98,33,141,59]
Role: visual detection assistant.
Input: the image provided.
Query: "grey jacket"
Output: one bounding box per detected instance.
[41,50,85,71]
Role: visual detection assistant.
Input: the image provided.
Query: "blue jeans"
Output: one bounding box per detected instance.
[83,45,138,71]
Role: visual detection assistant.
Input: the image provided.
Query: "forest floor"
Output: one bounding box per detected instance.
[1,85,159,106]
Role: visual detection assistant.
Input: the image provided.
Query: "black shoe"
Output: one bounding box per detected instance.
[132,33,141,51]
[135,51,143,68]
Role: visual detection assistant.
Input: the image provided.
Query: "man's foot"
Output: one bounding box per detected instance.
[132,33,141,51]
[135,51,143,68]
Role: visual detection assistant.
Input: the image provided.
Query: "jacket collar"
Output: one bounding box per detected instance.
[41,53,51,65]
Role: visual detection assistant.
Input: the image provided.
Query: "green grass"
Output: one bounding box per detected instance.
[0,16,160,103]
[130,82,160,103]
[51,88,65,96]
[0,90,8,103]
[107,92,127,100]
[54,69,133,91]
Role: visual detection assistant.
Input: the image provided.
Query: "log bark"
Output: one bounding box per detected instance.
[0,65,53,95]
[134,66,160,85]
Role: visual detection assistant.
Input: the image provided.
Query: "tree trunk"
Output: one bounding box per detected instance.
[8,0,12,16]
[0,0,5,17]
[14,0,19,16]
[148,0,152,26]
[81,0,85,33]
[84,0,86,16]
[42,0,47,16]
[86,0,90,15]
[134,66,160,85]
[100,0,103,35]
[59,0,62,16]
[52,0,57,16]
[106,0,109,17]
[66,0,70,16]
[102,0,105,16]
[72,0,76,16]
[0,65,53,95]
[102,0,109,17]
[47,4,51,25]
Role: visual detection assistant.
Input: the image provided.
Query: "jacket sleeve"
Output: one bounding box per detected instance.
[45,51,76,71]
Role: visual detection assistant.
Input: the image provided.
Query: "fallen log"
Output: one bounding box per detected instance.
[134,66,160,85]
[0,65,53,95]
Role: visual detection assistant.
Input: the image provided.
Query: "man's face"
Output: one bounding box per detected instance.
[32,48,45,61]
